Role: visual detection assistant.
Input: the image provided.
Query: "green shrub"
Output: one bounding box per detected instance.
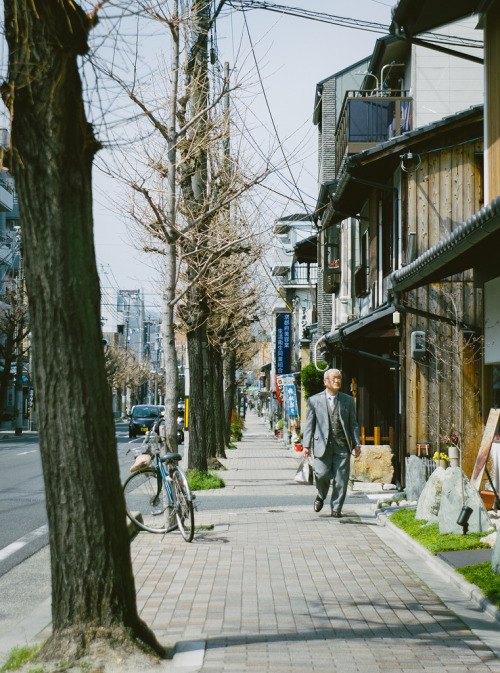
[231,412,245,441]
[187,470,225,491]
[301,362,327,399]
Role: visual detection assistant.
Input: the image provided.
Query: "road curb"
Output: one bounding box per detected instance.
[377,509,500,624]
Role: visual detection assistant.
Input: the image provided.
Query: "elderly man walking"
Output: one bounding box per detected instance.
[303,368,361,518]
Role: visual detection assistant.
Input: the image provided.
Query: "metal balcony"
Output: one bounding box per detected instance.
[0,180,13,212]
[281,263,318,287]
[335,90,412,176]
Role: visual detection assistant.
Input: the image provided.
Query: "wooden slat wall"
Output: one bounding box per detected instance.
[403,137,483,464]
[486,3,500,202]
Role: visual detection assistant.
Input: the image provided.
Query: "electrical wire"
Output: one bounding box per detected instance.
[226,0,484,49]
[240,9,314,219]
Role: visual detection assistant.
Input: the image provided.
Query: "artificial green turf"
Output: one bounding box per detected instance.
[458,562,500,609]
[389,508,491,554]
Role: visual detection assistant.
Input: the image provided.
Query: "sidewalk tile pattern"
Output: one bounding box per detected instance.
[131,415,500,672]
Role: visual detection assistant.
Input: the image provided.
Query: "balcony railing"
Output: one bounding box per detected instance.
[281,263,318,286]
[335,90,412,176]
[0,180,13,213]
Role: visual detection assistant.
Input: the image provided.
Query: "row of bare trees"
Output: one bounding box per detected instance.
[106,0,267,467]
[1,0,269,663]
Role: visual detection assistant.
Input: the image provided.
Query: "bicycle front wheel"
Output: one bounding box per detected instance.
[123,468,172,534]
[172,468,195,542]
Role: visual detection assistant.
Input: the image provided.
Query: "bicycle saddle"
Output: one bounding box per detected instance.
[160,452,182,462]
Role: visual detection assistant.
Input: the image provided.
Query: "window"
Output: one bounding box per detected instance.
[380,190,394,276]
[322,223,341,271]
[355,230,370,297]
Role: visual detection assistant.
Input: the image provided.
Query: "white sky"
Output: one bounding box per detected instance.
[2,1,394,318]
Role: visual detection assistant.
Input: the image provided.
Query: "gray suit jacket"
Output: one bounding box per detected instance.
[302,390,361,458]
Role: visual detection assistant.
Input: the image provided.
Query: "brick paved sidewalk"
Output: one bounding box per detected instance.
[131,414,500,672]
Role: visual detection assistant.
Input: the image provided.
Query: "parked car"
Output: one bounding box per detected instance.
[128,405,161,438]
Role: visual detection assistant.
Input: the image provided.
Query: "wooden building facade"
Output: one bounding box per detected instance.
[322,105,485,481]
[401,122,484,474]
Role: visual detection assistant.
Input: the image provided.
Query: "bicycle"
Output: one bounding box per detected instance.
[123,419,196,541]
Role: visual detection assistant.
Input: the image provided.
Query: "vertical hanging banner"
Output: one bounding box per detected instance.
[276,374,298,416]
[275,313,291,375]
[275,376,283,403]
[283,378,299,416]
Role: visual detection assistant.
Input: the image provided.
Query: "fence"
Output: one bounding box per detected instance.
[406,455,436,481]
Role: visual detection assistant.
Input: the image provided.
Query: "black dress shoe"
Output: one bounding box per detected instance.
[314,496,324,512]
[331,511,342,518]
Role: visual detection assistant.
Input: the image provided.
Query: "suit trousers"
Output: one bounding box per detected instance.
[314,448,350,513]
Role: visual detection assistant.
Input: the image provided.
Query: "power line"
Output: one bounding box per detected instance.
[241,10,313,218]
[226,1,483,49]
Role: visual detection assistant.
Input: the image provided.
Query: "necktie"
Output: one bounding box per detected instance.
[330,396,336,411]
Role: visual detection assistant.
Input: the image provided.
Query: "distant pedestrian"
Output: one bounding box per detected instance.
[302,368,361,518]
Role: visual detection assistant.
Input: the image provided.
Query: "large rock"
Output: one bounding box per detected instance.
[351,445,393,484]
[406,455,428,502]
[438,467,492,534]
[492,531,500,573]
[415,466,446,522]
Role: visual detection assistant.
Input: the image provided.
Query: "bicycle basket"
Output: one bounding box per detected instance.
[130,453,152,472]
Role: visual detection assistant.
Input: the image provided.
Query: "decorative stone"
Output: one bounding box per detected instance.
[492,531,500,573]
[438,467,493,534]
[415,466,446,522]
[351,445,393,484]
[405,455,427,502]
[482,531,497,548]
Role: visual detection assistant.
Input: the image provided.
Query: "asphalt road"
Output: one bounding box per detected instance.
[0,423,313,583]
[0,422,152,578]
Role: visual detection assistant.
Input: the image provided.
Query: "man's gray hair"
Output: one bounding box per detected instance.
[323,368,342,381]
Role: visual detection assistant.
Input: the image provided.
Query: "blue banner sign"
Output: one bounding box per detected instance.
[283,379,299,416]
[275,313,291,375]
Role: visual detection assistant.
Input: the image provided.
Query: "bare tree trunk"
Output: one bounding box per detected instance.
[213,346,227,458]
[187,320,207,471]
[223,348,237,445]
[184,0,210,469]
[205,344,217,460]
[161,0,180,451]
[2,0,162,658]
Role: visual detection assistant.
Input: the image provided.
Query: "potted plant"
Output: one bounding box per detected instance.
[275,418,284,437]
[443,431,460,467]
[433,451,449,469]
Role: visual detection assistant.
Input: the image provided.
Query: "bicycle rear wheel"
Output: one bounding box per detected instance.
[172,468,195,542]
[123,468,173,533]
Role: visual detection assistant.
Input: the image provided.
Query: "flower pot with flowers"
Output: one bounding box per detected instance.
[434,452,449,469]
[275,418,284,438]
[443,431,460,467]
[291,422,303,451]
